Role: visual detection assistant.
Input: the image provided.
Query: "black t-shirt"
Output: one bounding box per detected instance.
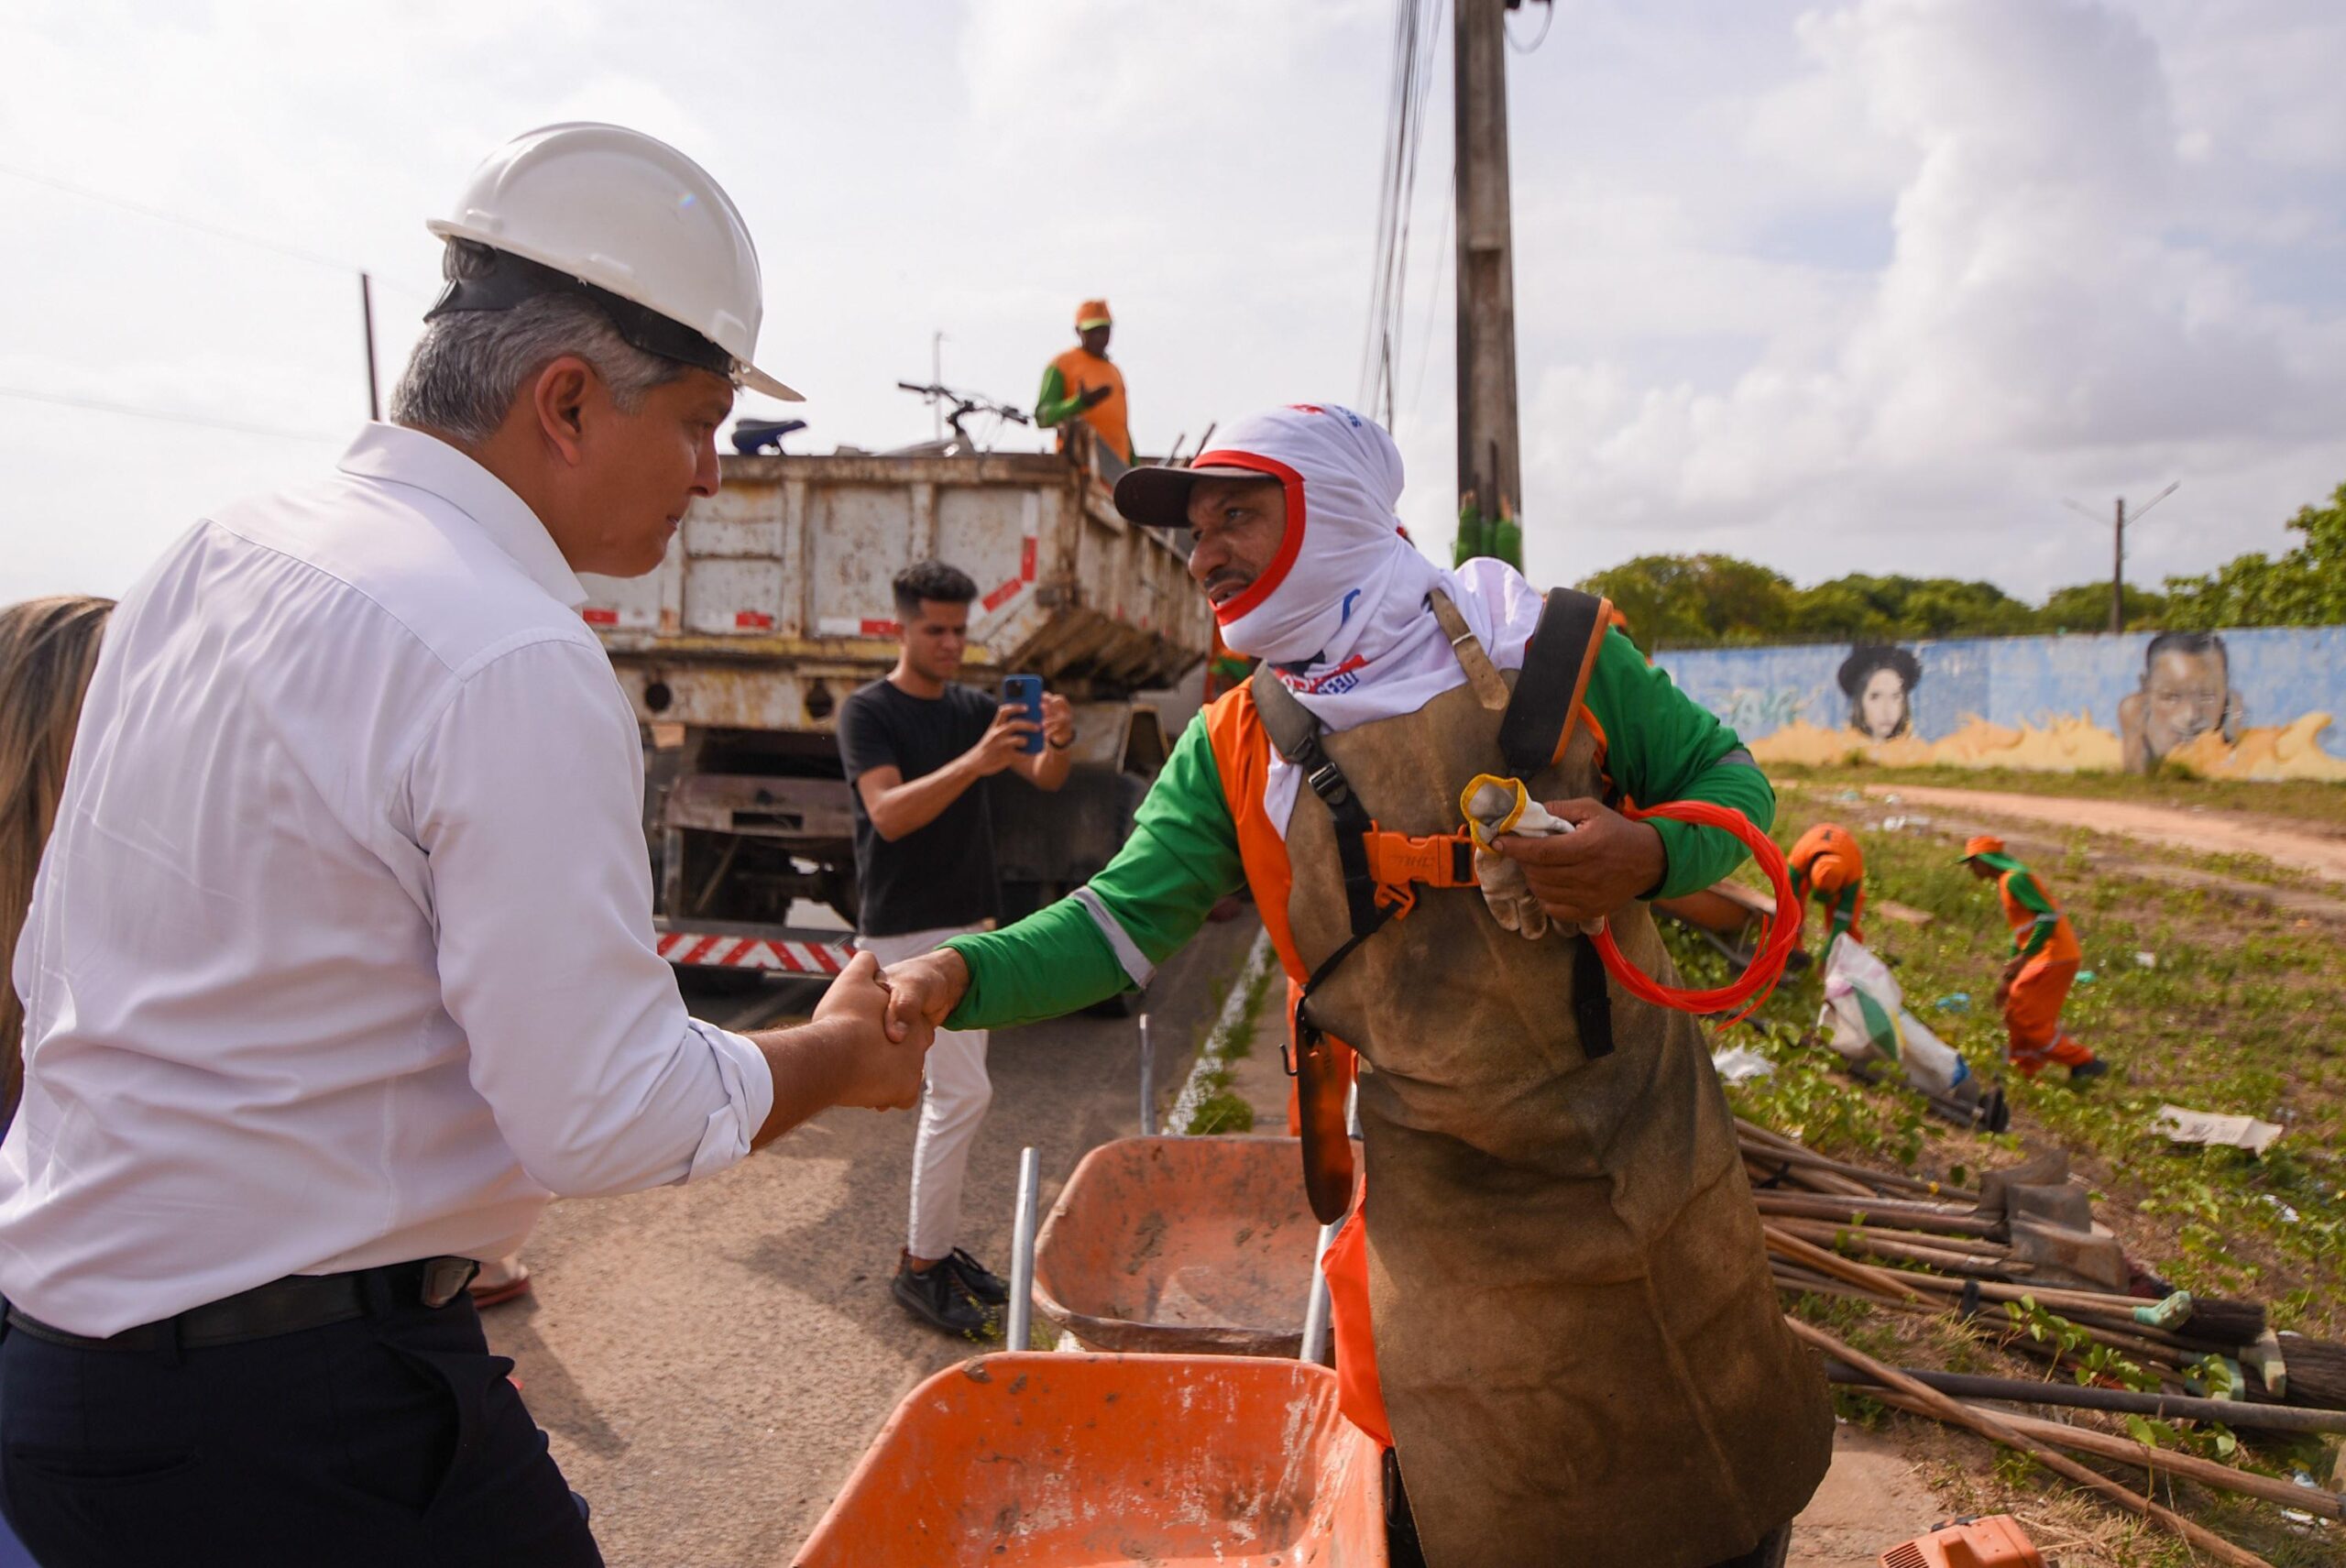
[836,678,1003,938]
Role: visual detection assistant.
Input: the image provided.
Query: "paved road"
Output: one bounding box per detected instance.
[484,917,1261,1568]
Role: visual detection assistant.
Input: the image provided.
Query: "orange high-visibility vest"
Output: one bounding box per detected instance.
[1047,346,1131,462]
[1998,869,2082,968]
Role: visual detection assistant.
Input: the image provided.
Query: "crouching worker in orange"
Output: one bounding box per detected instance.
[1959,836,2107,1083]
[1786,821,1866,959]
[880,403,1830,1568]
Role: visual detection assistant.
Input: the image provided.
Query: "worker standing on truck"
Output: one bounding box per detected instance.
[1787,820,1867,958]
[837,561,1077,1336]
[1959,836,2108,1082]
[881,403,1831,1568]
[1035,299,1135,466]
[0,124,934,1568]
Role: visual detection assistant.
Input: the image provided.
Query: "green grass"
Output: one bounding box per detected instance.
[1774,761,2346,828]
[1185,1075,1255,1135]
[1698,795,2346,1336]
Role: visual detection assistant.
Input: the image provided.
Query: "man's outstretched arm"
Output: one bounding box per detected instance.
[748,950,932,1146]
[885,715,1246,1033]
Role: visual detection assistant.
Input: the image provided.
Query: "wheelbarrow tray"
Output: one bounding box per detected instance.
[792,1351,1387,1567]
[1033,1135,1330,1356]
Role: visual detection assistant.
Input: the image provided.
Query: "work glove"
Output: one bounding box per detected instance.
[1460,773,1568,940]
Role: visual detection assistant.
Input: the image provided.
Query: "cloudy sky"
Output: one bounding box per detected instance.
[5,0,2341,607]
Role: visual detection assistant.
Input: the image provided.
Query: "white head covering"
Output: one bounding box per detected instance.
[1204,403,1445,671]
[1196,404,1551,835]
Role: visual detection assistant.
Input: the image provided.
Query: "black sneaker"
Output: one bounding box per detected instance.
[893,1257,992,1337]
[2068,1058,2111,1085]
[944,1247,1009,1306]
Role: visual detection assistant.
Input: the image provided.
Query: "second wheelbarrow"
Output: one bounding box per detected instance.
[1032,1134,1352,1356]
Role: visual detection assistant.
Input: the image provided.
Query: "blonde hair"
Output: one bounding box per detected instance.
[0,595,113,1127]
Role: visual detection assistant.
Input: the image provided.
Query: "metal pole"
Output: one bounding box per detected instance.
[931,331,945,442]
[359,271,380,422]
[1299,1218,1341,1365]
[1453,0,1523,551]
[2110,496,2126,635]
[1137,1014,1157,1136]
[1007,1146,1041,1350]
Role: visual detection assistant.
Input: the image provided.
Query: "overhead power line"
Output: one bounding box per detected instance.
[1359,0,1446,427]
[0,162,437,313]
[0,386,345,444]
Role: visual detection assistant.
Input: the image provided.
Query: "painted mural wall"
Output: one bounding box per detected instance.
[1653,627,2346,780]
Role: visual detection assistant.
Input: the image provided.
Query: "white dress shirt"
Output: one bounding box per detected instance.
[1,424,773,1335]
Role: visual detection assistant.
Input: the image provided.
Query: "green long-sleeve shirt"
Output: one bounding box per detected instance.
[2004,869,2063,959]
[945,629,1773,1029]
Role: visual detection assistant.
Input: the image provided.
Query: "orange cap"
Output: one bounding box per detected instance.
[1075,299,1113,330]
[1960,835,2006,861]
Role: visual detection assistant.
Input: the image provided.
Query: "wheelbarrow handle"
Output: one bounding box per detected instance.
[1007,1146,1041,1350]
[1299,1218,1341,1366]
[1138,1014,1156,1137]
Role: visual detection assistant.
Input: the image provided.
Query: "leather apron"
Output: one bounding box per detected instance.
[1279,633,1832,1567]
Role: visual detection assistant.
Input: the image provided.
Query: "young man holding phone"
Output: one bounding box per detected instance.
[836,560,1076,1332]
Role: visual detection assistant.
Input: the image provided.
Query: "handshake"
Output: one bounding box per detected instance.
[795,948,978,1113]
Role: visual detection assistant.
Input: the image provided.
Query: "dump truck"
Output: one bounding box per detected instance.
[577,427,1212,980]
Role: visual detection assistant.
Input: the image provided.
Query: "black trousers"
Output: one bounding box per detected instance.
[0,1287,600,1567]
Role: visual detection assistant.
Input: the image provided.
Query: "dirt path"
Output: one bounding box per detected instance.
[1861,784,2346,883]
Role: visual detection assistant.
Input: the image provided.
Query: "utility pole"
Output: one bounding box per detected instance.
[2066,482,2176,633]
[359,271,380,422]
[1453,0,1533,566]
[2109,496,2125,635]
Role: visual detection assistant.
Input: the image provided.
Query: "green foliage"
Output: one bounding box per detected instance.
[2165,483,2346,630]
[1573,478,2346,648]
[2036,580,2171,633]
[1186,1081,1254,1135]
[1788,573,2038,642]
[1575,554,1793,650]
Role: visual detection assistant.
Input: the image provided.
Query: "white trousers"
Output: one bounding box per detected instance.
[857,924,992,1261]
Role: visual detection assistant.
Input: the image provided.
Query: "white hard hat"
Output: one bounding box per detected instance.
[426,122,800,401]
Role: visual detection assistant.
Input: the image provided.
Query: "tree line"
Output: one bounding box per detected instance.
[1576,482,2346,650]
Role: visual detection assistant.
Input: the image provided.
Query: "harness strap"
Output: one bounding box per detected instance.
[1429,590,1511,711]
[1497,586,1622,1059]
[1497,587,1613,781]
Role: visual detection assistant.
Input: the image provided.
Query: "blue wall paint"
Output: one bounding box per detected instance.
[1653,627,2346,762]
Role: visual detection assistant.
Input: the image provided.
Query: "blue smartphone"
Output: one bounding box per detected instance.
[1003,674,1046,755]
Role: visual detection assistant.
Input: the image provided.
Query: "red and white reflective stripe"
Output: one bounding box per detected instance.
[980,510,1042,613]
[655,933,853,972]
[816,616,903,638]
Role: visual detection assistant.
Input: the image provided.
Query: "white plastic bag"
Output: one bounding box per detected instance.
[1821,934,1972,1098]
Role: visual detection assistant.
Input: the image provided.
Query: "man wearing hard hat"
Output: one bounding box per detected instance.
[0,125,931,1566]
[1035,300,1135,465]
[882,404,1830,1568]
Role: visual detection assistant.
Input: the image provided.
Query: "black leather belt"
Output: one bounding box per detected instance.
[4,1256,481,1354]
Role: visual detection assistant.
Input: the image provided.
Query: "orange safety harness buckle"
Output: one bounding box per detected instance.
[1362,823,1478,919]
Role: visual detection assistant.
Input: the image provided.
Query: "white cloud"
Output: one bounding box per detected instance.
[0,0,2340,609]
[1507,0,2346,596]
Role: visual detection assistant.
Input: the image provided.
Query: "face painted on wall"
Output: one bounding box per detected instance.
[1858,668,1909,742]
[2143,648,2229,755]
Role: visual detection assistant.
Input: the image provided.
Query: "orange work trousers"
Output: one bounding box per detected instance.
[2003,957,2094,1077]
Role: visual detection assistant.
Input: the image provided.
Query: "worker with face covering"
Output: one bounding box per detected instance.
[882,404,1829,1568]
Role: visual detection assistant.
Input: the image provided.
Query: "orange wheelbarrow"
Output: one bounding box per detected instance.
[790,1350,1387,1566]
[1031,1135,1349,1356]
